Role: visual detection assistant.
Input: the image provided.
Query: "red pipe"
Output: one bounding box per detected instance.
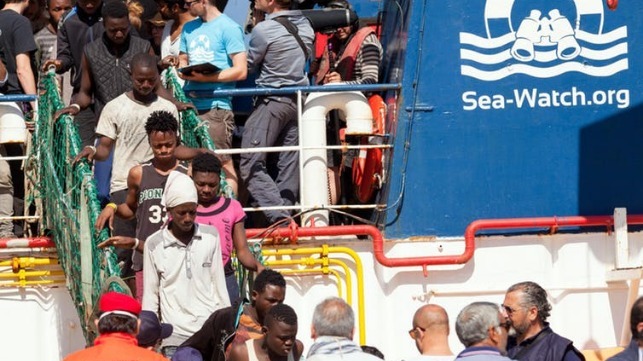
[247,214,643,276]
[0,236,55,248]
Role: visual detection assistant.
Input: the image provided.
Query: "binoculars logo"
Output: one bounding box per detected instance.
[459,0,629,81]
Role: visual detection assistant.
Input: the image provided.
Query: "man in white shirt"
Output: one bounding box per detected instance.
[143,171,230,359]
[73,53,179,294]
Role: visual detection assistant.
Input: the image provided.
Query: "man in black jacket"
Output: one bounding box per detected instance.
[503,281,585,361]
[43,0,103,147]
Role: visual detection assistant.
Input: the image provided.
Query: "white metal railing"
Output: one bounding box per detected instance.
[0,94,38,235]
[195,83,401,222]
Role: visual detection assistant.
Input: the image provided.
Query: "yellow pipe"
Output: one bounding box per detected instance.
[0,279,65,287]
[262,245,366,345]
[274,267,344,299]
[264,256,353,306]
[265,258,349,303]
[0,269,65,279]
[0,257,58,269]
[327,259,352,305]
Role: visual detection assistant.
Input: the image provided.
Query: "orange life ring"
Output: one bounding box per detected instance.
[352,95,386,203]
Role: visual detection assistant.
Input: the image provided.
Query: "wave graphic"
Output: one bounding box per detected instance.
[460,32,515,48]
[459,27,627,48]
[461,58,629,81]
[459,26,628,79]
[461,43,628,64]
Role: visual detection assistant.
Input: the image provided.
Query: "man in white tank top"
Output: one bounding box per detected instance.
[229,303,303,361]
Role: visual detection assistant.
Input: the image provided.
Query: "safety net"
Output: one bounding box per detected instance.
[32,72,124,341]
[31,70,254,343]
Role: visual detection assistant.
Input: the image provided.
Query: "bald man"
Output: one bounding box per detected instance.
[405,304,454,361]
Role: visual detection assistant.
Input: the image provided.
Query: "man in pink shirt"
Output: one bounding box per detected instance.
[192,152,264,304]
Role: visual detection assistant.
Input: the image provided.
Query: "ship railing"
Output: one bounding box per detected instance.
[0,94,39,229]
[0,74,127,342]
[183,82,401,223]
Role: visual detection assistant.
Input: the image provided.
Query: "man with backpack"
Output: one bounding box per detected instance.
[240,0,313,226]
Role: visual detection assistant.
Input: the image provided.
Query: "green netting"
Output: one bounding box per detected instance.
[30,70,260,344]
[165,67,234,198]
[32,72,124,342]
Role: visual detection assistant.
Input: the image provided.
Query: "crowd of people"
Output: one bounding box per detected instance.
[1,0,384,357]
[63,280,643,361]
[1,0,383,322]
[0,0,383,233]
[1,2,639,361]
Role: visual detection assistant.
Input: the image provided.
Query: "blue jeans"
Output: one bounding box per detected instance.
[226,272,240,305]
[162,345,178,358]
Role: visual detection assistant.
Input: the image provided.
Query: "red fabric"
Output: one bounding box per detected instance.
[99,291,142,315]
[64,333,168,361]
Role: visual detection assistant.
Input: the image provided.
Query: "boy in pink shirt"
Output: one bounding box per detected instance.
[192,153,264,304]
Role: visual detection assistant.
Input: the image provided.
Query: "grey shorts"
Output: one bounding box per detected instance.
[198,108,235,162]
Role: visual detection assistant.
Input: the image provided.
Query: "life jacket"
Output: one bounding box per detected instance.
[315,27,376,84]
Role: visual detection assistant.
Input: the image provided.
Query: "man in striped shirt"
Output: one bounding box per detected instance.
[314,0,382,86]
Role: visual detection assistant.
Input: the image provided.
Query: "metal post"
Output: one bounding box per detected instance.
[297,90,305,215]
[613,208,630,269]
[79,175,93,321]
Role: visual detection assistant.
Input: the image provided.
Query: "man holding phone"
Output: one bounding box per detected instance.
[176,0,247,195]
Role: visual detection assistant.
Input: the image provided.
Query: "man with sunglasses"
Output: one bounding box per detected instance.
[406,304,454,361]
[454,302,513,361]
[502,281,584,361]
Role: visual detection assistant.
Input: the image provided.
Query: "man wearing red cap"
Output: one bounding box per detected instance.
[64,291,169,361]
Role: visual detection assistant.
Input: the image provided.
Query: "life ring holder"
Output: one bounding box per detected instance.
[351,94,386,204]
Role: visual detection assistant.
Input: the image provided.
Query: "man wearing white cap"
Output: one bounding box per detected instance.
[142,171,231,358]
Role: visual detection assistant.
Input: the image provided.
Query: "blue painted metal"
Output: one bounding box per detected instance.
[0,95,38,102]
[383,0,643,237]
[189,83,401,98]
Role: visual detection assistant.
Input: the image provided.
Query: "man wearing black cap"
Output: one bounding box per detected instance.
[64,291,168,361]
[138,310,174,351]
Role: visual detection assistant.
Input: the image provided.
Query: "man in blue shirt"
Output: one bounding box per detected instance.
[178,0,247,195]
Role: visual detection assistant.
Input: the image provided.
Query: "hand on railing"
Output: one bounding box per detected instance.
[159,55,179,70]
[54,104,80,120]
[41,59,62,73]
[73,145,97,165]
[98,236,141,252]
[95,205,116,232]
[174,100,196,112]
[25,121,35,133]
